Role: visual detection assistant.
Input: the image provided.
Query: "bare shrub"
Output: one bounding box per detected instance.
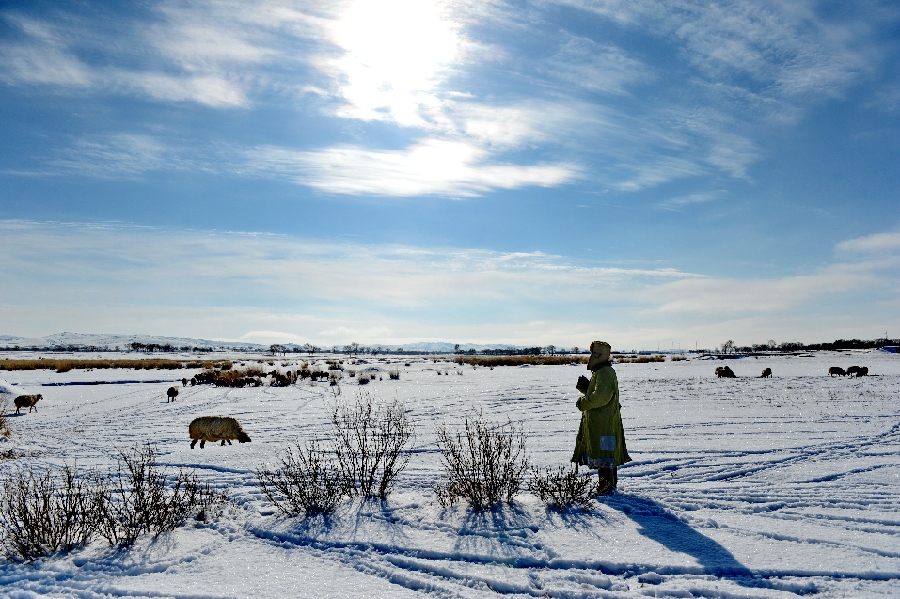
[0,465,102,561]
[0,398,11,438]
[357,374,370,385]
[256,439,345,516]
[670,355,688,362]
[388,369,400,380]
[96,444,227,547]
[528,465,594,511]
[434,414,529,510]
[331,393,414,499]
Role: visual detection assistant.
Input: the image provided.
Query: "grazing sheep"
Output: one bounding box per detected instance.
[189,416,251,449]
[190,376,198,386]
[167,386,179,402]
[715,365,736,378]
[182,377,188,387]
[14,394,42,414]
[857,366,869,377]
[846,366,861,377]
[829,367,846,377]
[760,368,772,378]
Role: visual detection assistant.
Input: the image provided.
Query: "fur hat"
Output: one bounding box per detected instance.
[588,341,611,370]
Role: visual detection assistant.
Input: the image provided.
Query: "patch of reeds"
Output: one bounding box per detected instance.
[0,359,232,372]
[614,355,665,363]
[454,355,588,367]
[670,355,688,361]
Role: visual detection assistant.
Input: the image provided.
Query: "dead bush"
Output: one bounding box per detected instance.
[388,369,400,380]
[256,439,345,516]
[528,465,594,511]
[0,465,102,561]
[357,374,370,385]
[96,444,227,547]
[434,414,529,510]
[331,393,414,499]
[0,399,11,438]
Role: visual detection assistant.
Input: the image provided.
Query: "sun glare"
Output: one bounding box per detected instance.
[328,0,461,126]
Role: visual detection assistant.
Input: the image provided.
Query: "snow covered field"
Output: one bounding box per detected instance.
[1,351,899,598]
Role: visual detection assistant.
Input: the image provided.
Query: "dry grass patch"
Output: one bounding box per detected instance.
[454,355,588,367]
[0,359,232,372]
[614,355,665,363]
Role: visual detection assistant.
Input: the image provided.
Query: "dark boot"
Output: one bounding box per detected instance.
[597,468,615,495]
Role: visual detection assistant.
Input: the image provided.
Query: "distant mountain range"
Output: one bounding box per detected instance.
[0,333,523,354]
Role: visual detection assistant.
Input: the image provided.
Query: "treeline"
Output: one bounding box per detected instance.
[715,337,900,354]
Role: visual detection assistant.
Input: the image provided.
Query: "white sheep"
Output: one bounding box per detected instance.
[189,416,252,449]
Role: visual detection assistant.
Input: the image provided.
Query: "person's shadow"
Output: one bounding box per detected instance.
[605,494,752,577]
[599,492,817,595]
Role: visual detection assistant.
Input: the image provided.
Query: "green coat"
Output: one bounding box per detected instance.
[571,364,632,469]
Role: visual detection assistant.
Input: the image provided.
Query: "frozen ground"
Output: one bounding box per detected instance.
[0,350,898,598]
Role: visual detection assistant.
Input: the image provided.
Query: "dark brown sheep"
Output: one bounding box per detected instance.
[14,394,42,414]
[760,368,772,378]
[828,367,846,377]
[167,386,179,402]
[857,366,869,377]
[846,366,861,377]
[715,365,736,378]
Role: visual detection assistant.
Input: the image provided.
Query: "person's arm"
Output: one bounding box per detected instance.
[576,370,616,411]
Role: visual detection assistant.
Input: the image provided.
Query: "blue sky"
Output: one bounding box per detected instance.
[1,0,899,349]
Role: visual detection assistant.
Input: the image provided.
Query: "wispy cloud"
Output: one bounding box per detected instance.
[539,35,652,95]
[657,190,725,210]
[550,0,871,101]
[246,139,576,196]
[837,231,900,254]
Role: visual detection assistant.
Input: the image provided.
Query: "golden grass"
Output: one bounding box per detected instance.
[454,355,589,367]
[0,359,233,372]
[614,355,665,363]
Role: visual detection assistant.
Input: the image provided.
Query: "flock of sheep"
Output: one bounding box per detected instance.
[828,365,869,377]
[8,357,875,449]
[713,364,871,378]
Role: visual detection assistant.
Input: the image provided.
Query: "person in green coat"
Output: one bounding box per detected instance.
[571,341,631,494]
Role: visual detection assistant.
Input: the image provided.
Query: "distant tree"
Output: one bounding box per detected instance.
[721,340,735,354]
[545,345,556,355]
[572,346,579,354]
[454,344,460,354]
